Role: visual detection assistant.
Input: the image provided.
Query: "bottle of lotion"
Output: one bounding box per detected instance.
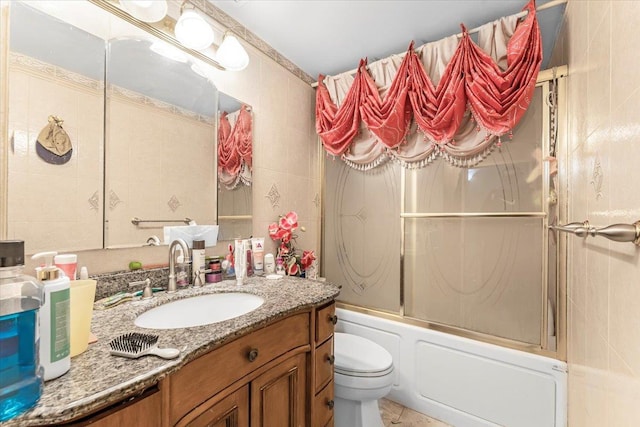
[31,251,70,381]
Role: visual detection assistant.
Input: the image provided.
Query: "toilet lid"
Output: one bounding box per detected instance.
[334,333,393,377]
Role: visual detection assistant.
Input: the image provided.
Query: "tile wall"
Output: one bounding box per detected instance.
[550,1,640,425]
[7,54,104,254]
[105,88,217,247]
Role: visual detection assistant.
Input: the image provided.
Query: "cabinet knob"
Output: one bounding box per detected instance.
[328,314,338,325]
[327,355,335,365]
[327,399,334,410]
[248,348,259,362]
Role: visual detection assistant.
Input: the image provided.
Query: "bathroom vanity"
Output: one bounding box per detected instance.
[6,277,339,427]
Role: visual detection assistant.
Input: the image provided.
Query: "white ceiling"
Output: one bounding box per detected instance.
[209,0,565,79]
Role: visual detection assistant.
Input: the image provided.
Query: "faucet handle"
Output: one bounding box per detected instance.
[141,279,153,299]
[129,278,151,288]
[129,278,153,299]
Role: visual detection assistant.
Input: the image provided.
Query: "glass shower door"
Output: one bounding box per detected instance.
[324,85,554,350]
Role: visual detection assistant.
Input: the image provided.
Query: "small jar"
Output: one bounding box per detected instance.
[205,258,223,283]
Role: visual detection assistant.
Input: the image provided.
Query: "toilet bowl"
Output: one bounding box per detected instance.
[333,332,394,427]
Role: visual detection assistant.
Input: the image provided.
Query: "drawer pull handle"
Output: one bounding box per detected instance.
[327,355,335,365]
[327,399,334,410]
[328,314,338,325]
[248,348,259,362]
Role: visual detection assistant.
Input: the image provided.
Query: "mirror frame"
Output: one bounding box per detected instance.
[0,4,10,240]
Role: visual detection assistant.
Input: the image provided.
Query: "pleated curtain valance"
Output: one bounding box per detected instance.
[315,0,542,170]
[218,104,253,189]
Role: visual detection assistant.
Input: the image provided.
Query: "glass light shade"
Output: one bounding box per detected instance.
[150,41,188,63]
[216,34,249,71]
[120,0,167,23]
[175,9,215,51]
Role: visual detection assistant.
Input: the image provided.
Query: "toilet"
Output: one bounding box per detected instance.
[333,332,394,427]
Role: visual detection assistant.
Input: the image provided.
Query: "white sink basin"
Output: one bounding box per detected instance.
[134,293,265,329]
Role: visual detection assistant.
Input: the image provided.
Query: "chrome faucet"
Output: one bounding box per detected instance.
[168,238,190,293]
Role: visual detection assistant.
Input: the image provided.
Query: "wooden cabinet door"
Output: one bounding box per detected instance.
[250,352,307,427]
[67,387,162,426]
[178,385,249,427]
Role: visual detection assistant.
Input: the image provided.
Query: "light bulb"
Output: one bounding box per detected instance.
[120,0,167,22]
[175,9,214,51]
[216,34,249,71]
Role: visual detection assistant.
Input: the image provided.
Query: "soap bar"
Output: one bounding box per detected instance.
[129,261,142,270]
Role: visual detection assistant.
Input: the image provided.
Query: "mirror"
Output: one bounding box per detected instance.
[217,93,253,241]
[6,2,106,254]
[4,1,254,253]
[104,37,218,248]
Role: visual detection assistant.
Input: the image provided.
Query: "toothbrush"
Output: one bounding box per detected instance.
[109,332,180,360]
[102,288,164,308]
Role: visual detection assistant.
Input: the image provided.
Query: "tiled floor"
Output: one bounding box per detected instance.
[379,398,453,427]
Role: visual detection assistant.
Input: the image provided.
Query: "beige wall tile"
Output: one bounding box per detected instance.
[585,8,610,138]
[609,1,640,109]
[558,0,640,424]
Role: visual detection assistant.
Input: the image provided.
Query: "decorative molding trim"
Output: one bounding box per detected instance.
[9,53,104,91]
[591,156,603,200]
[109,190,123,210]
[313,193,320,208]
[187,0,315,85]
[167,195,181,212]
[109,85,215,125]
[265,183,281,209]
[88,191,100,211]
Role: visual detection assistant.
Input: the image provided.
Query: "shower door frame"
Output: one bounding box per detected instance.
[322,67,568,361]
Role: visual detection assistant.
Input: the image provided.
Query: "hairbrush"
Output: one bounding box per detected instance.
[109,332,180,359]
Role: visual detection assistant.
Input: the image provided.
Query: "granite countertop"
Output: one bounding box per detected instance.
[7,276,340,426]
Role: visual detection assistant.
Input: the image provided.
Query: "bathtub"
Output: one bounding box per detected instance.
[336,307,567,427]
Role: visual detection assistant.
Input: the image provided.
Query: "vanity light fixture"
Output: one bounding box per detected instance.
[119,0,168,23]
[216,31,250,71]
[175,4,215,50]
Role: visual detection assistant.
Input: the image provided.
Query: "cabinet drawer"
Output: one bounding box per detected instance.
[313,380,334,427]
[170,312,310,425]
[315,337,334,393]
[315,303,336,344]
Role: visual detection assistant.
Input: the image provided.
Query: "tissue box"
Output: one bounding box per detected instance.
[164,225,219,247]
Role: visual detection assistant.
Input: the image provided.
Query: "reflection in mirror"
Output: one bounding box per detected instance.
[7,2,106,254]
[105,37,218,248]
[217,93,252,241]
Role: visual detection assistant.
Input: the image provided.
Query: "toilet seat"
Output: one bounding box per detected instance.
[334,332,393,378]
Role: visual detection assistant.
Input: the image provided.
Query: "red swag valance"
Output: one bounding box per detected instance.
[315,0,542,169]
[218,104,252,189]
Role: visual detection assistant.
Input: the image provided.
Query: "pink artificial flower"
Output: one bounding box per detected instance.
[301,250,316,270]
[268,222,280,240]
[279,211,298,231]
[279,243,290,255]
[287,262,300,276]
[281,230,292,244]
